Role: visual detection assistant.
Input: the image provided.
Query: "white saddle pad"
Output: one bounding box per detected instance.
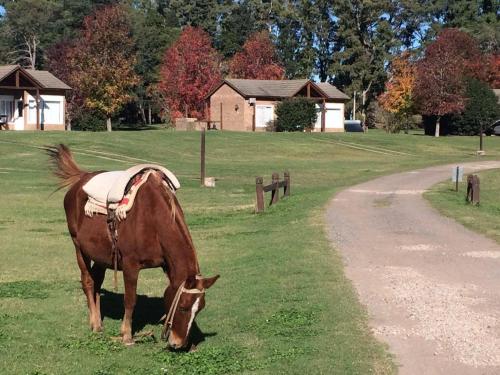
[83,164,180,204]
[83,171,125,204]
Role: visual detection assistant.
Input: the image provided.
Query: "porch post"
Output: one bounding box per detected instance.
[252,105,256,131]
[321,99,326,132]
[36,89,42,131]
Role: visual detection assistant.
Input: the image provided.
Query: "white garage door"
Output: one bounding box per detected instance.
[256,105,274,128]
[315,103,343,129]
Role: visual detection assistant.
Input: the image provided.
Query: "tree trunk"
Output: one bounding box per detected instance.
[107,117,112,132]
[435,116,440,137]
[479,123,484,151]
[139,103,147,124]
[148,104,152,125]
[67,119,71,131]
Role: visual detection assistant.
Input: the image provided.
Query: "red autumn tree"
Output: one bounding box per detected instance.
[485,54,500,88]
[46,40,83,130]
[52,5,139,131]
[229,31,285,80]
[158,27,222,120]
[414,29,485,137]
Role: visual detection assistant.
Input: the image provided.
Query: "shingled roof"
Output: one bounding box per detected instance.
[225,79,309,98]
[0,65,19,81]
[25,69,71,90]
[0,65,71,90]
[207,78,348,101]
[315,82,350,100]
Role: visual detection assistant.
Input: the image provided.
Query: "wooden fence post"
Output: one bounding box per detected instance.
[271,172,280,205]
[472,175,480,205]
[284,171,290,197]
[200,128,206,186]
[466,174,480,205]
[255,177,264,213]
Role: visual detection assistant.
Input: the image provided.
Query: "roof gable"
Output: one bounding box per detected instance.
[0,65,71,90]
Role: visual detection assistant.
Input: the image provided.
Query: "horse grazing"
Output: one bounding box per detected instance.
[47,144,219,349]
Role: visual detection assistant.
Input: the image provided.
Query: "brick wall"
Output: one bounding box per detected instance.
[210,84,252,131]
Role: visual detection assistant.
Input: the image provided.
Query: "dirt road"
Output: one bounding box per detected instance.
[326,161,500,375]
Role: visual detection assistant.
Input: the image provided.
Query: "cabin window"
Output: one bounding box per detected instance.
[42,101,61,124]
[0,98,13,122]
[29,99,61,124]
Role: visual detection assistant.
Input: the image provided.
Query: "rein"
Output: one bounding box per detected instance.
[161,277,205,340]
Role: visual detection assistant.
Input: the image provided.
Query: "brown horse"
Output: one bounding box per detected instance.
[47,144,219,349]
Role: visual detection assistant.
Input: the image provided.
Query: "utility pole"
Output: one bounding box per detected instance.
[352,91,356,120]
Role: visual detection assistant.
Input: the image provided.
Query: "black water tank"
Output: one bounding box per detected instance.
[344,120,363,132]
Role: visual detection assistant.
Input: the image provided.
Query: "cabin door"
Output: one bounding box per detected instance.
[255,105,274,129]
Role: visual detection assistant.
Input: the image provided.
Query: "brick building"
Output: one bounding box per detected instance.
[206,79,349,132]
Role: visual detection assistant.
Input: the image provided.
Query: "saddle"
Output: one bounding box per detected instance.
[82,164,180,220]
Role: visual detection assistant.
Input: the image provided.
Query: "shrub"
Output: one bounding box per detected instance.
[275,98,317,132]
[72,110,107,131]
[449,79,500,135]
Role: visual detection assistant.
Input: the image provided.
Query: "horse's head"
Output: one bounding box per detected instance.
[164,274,219,350]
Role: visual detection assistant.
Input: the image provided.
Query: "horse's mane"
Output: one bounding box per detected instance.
[45,144,87,190]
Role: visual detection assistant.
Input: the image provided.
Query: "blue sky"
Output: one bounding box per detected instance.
[0,6,4,16]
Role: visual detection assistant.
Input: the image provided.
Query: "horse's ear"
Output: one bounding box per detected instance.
[202,275,220,289]
[185,275,197,288]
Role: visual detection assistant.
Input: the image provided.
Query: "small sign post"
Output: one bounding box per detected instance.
[451,166,464,192]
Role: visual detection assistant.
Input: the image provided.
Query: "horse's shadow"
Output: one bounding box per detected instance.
[100,289,216,346]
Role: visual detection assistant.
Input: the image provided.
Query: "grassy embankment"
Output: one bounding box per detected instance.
[1,130,499,375]
[425,168,500,245]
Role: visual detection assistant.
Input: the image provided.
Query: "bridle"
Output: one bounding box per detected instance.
[161,277,205,341]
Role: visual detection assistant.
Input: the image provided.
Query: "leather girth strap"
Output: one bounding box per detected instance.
[106,207,119,292]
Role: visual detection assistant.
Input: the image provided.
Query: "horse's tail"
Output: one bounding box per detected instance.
[46,144,86,190]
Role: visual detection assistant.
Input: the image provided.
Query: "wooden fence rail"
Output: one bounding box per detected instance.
[255,171,290,213]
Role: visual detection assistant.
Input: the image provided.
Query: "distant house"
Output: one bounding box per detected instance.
[0,65,71,130]
[206,79,349,132]
[494,88,500,104]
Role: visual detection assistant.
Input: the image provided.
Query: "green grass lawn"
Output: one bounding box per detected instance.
[1,129,500,375]
[425,168,500,245]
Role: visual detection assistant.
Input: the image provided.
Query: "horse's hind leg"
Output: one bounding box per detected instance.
[74,245,101,332]
[90,264,106,332]
[121,262,140,345]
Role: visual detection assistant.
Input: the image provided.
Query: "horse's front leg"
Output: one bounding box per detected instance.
[90,263,106,332]
[121,261,140,345]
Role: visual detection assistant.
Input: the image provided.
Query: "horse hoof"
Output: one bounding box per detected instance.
[123,336,135,346]
[92,325,103,333]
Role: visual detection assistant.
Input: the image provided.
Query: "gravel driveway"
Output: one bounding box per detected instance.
[326,161,500,375]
